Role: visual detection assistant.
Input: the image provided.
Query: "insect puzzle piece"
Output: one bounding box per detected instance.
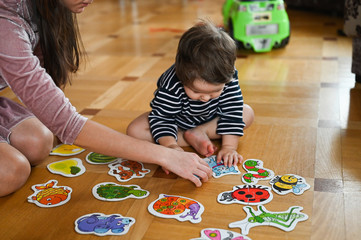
[217,185,273,205]
[242,159,274,184]
[203,155,241,178]
[47,158,86,177]
[75,213,135,236]
[191,228,252,240]
[229,205,308,235]
[269,174,310,195]
[108,159,150,182]
[85,152,118,164]
[92,182,149,201]
[148,194,204,224]
[27,180,72,208]
[50,144,85,156]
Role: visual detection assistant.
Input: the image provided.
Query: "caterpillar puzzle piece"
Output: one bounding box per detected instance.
[108,159,150,182]
[47,158,86,177]
[191,228,252,240]
[50,144,85,156]
[242,159,274,184]
[229,205,308,235]
[92,182,149,201]
[217,185,273,205]
[85,152,119,164]
[269,174,310,195]
[27,180,72,208]
[75,213,135,236]
[203,155,241,178]
[148,194,204,223]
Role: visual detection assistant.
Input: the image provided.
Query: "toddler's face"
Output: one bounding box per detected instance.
[184,78,225,102]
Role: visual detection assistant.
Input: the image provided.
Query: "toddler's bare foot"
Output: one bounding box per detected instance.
[184,129,215,157]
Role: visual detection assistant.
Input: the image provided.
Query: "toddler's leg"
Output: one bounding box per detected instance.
[126,112,154,142]
[243,104,255,129]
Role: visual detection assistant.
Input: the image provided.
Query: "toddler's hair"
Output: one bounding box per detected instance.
[175,19,236,87]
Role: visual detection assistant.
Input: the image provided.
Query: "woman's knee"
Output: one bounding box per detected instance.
[243,104,255,129]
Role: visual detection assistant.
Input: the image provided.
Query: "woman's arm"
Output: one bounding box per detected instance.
[75,120,212,187]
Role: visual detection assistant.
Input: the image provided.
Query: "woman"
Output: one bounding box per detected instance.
[0,0,211,197]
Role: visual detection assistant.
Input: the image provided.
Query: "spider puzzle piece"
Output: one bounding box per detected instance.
[191,228,252,240]
[47,158,86,177]
[27,180,72,208]
[203,155,241,178]
[242,159,274,184]
[85,152,118,164]
[148,194,204,224]
[217,185,273,205]
[269,174,310,195]
[108,159,150,182]
[92,182,149,201]
[229,205,309,235]
[50,144,85,156]
[75,213,135,236]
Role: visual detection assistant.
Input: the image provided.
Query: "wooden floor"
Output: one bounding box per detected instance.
[1,0,361,239]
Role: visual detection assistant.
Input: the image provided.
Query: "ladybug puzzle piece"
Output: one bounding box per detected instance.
[270,174,310,195]
[148,194,204,223]
[242,159,274,184]
[217,185,273,205]
[191,228,252,240]
[108,159,150,182]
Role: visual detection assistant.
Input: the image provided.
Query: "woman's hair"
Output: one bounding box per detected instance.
[33,0,84,88]
[175,19,236,87]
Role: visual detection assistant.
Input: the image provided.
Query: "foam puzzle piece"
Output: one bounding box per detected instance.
[108,159,150,182]
[85,152,119,164]
[217,185,273,205]
[47,158,86,177]
[203,155,241,178]
[191,228,252,240]
[269,174,310,195]
[74,213,135,236]
[27,180,72,208]
[92,182,149,201]
[148,194,204,223]
[50,144,85,156]
[242,159,274,184]
[229,205,308,235]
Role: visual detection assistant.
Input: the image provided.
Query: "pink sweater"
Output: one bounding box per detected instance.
[0,0,87,144]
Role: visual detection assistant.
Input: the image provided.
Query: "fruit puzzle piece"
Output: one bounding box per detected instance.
[148,194,204,224]
[92,182,149,201]
[191,228,252,240]
[75,213,135,236]
[203,155,241,178]
[217,185,273,206]
[85,152,119,164]
[242,159,274,184]
[27,180,72,208]
[269,174,310,195]
[108,159,150,182]
[50,144,85,156]
[47,158,86,177]
[229,205,308,235]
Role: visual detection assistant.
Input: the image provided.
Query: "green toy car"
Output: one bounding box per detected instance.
[222,0,290,52]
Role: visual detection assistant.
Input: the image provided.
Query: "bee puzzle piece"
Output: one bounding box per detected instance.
[108,159,150,182]
[270,174,310,195]
[27,180,72,208]
[47,158,86,177]
[92,182,149,201]
[217,185,273,205]
[85,152,118,165]
[229,205,308,235]
[50,144,85,156]
[191,228,252,240]
[203,155,241,178]
[242,159,274,184]
[75,213,135,236]
[148,194,204,223]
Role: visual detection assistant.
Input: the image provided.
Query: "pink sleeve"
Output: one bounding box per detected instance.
[0,19,87,144]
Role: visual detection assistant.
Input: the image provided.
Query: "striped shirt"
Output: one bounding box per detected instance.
[149,65,245,143]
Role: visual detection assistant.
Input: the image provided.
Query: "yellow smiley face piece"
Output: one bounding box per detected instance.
[280,175,298,184]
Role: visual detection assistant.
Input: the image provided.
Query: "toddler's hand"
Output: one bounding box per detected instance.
[217,147,243,167]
